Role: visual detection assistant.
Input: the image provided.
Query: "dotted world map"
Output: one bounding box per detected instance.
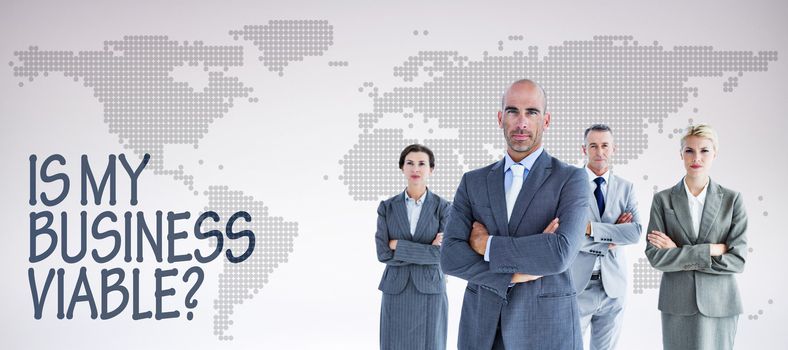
[10,20,778,339]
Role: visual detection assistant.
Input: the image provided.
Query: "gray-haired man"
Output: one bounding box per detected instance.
[569,124,642,350]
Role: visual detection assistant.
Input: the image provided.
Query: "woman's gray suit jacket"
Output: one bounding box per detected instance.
[376,190,451,294]
[645,178,748,317]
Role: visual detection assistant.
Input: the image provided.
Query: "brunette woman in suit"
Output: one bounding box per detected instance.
[645,124,748,350]
[375,144,451,350]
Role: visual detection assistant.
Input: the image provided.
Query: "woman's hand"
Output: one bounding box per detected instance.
[647,230,678,249]
[710,243,728,257]
[432,233,443,246]
[388,239,397,250]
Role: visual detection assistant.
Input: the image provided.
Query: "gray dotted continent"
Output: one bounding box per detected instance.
[632,257,662,294]
[340,35,778,201]
[11,36,251,187]
[204,186,299,341]
[340,129,466,199]
[230,20,333,76]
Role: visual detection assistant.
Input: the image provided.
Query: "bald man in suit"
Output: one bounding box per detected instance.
[441,79,588,350]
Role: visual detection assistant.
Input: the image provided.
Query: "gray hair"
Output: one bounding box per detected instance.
[583,124,613,143]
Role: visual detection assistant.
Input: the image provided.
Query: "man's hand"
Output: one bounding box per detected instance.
[608,243,617,250]
[432,233,443,246]
[647,230,677,249]
[388,239,397,250]
[616,212,633,224]
[511,273,543,283]
[710,243,728,257]
[544,218,559,234]
[469,222,489,255]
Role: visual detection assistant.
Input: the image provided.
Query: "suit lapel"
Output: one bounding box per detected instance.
[412,191,437,241]
[510,152,552,235]
[696,179,723,244]
[603,174,622,220]
[392,193,412,239]
[669,180,696,242]
[487,159,510,237]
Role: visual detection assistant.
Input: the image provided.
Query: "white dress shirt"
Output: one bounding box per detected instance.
[405,190,427,235]
[684,177,709,238]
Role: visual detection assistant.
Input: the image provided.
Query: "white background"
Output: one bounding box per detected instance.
[1,0,786,348]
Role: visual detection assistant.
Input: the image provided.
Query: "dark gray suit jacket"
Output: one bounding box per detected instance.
[376,190,451,294]
[645,178,748,317]
[441,151,588,350]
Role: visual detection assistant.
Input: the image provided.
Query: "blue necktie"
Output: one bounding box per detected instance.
[593,177,605,217]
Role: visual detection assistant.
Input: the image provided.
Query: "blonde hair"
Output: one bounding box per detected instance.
[681,124,719,152]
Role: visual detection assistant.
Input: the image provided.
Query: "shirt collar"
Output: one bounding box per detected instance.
[585,166,610,185]
[503,146,544,173]
[404,189,428,206]
[683,177,709,204]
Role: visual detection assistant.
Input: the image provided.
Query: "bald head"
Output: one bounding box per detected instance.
[497,79,551,162]
[501,79,547,113]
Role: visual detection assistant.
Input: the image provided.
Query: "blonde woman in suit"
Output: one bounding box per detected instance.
[375,144,451,350]
[645,124,748,350]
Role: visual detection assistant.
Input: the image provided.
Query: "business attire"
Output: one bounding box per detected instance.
[376,189,451,350]
[645,178,748,350]
[441,148,589,350]
[569,168,642,350]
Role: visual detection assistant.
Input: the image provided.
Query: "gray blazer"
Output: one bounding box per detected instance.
[645,179,748,317]
[441,151,588,350]
[570,173,642,299]
[376,190,451,294]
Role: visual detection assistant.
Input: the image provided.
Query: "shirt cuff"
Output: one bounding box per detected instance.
[484,236,493,261]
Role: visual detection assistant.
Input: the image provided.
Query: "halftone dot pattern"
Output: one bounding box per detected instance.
[755,194,770,217]
[230,20,333,76]
[632,257,662,294]
[747,299,775,321]
[11,36,253,187]
[204,186,299,340]
[340,35,778,201]
[339,129,465,200]
[328,61,349,67]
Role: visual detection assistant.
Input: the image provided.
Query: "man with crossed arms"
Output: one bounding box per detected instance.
[569,124,642,350]
[441,79,587,349]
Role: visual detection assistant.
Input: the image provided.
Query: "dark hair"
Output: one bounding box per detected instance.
[583,124,613,143]
[399,144,435,169]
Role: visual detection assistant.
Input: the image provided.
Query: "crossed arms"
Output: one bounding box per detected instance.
[440,168,588,299]
[645,192,747,275]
